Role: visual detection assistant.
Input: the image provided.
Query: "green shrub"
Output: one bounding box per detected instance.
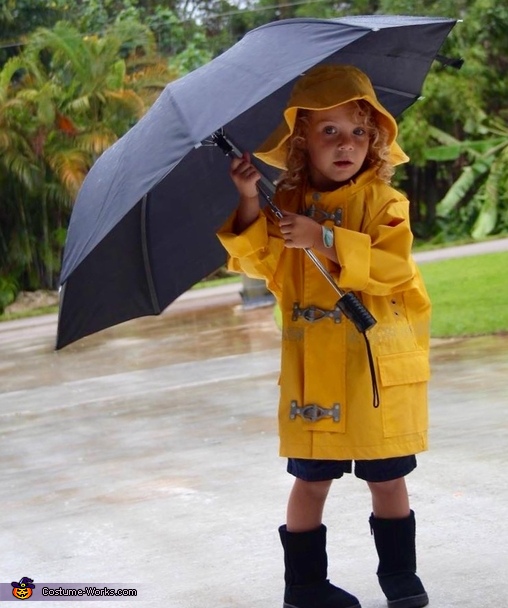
[0,276,18,314]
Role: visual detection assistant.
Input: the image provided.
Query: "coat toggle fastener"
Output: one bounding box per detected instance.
[292,302,342,323]
[289,401,341,422]
[304,204,343,226]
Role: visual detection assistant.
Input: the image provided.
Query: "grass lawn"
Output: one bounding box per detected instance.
[419,251,508,338]
[2,251,507,339]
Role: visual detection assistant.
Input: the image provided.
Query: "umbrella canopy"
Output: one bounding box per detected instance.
[56,15,458,349]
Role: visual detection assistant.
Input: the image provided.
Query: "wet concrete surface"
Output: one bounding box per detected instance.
[0,286,507,607]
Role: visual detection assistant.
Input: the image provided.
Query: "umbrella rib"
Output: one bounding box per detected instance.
[140,193,161,314]
[373,85,418,99]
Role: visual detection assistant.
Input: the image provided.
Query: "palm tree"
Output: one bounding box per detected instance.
[1,19,176,296]
[0,56,45,292]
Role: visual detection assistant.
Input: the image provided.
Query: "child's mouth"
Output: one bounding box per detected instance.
[334,160,353,167]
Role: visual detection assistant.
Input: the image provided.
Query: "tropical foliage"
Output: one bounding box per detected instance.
[426,120,508,240]
[0,0,507,311]
[0,16,176,305]
[393,0,508,240]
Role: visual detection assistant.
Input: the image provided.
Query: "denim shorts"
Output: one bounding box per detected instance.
[287,455,417,483]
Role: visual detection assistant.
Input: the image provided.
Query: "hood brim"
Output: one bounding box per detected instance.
[255,64,409,169]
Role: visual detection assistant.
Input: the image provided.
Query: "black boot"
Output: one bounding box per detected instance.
[279,524,361,608]
[369,511,429,608]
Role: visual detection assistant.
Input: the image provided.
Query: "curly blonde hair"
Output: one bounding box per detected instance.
[278,100,395,190]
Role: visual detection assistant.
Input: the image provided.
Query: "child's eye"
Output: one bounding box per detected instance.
[323,125,337,135]
[354,127,367,136]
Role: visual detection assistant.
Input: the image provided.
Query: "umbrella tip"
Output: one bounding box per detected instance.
[436,54,464,70]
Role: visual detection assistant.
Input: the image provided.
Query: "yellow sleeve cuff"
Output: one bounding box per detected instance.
[217,213,269,258]
[334,228,371,291]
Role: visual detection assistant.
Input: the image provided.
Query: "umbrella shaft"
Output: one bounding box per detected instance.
[304,248,343,294]
[257,178,377,335]
[213,129,376,333]
[216,132,343,296]
[256,181,344,296]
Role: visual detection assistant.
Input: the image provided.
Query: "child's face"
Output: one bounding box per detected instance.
[304,102,370,191]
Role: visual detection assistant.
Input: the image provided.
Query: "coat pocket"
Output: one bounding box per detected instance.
[377,351,430,438]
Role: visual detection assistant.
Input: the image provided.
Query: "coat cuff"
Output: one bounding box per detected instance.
[217,213,269,258]
[334,227,371,290]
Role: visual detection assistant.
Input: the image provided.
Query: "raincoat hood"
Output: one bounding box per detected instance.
[255,64,409,169]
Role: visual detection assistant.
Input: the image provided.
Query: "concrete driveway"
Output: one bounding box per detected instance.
[0,245,507,606]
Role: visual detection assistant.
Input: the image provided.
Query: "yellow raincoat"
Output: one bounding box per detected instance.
[217,66,431,460]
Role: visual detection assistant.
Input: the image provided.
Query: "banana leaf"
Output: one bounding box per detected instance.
[425,138,505,162]
[437,158,492,216]
[471,152,507,239]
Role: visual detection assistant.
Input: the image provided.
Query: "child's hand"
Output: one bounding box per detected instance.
[279,211,321,249]
[229,153,261,199]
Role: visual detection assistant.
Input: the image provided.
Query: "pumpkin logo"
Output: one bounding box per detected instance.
[11,577,35,600]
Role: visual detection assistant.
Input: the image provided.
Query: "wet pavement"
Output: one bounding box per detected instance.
[0,283,507,607]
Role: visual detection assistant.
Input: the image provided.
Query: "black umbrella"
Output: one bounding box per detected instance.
[56,15,459,349]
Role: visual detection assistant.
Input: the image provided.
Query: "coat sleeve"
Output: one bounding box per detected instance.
[334,196,415,296]
[216,209,286,299]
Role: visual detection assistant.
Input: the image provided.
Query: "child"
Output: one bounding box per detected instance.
[217,65,431,608]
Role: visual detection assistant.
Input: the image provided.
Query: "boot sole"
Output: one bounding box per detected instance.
[387,592,429,608]
[284,603,362,608]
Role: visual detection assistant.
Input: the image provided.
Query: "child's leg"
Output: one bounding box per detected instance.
[360,460,428,608]
[286,478,332,531]
[279,460,360,608]
[366,477,410,519]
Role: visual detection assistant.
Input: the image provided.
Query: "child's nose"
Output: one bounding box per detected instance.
[337,135,354,149]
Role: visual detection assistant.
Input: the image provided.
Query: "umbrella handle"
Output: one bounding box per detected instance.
[212,130,377,334]
[212,129,276,198]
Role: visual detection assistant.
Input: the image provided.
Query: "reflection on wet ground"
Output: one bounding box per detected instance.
[0,297,281,392]
[0,292,507,607]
